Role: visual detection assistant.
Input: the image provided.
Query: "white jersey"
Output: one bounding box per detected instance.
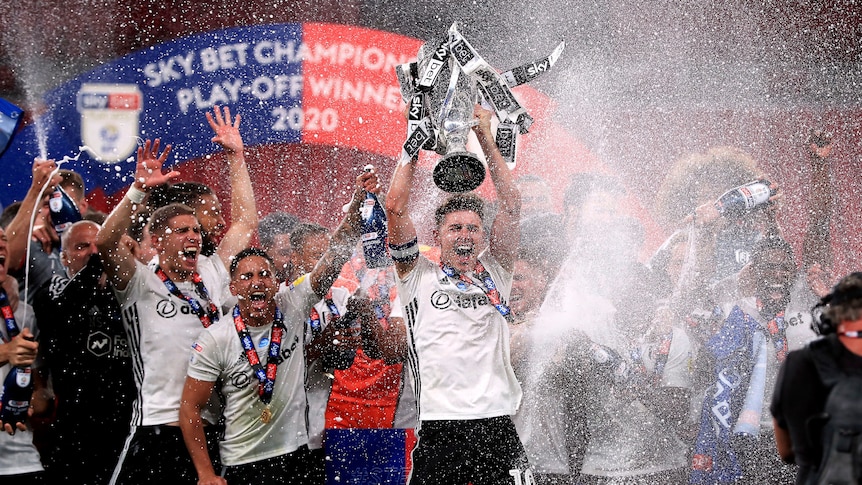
[397,252,521,421]
[388,295,419,429]
[187,276,318,466]
[304,284,350,450]
[114,256,229,426]
[0,303,43,476]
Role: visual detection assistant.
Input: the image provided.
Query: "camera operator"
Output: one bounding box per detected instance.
[771,272,862,484]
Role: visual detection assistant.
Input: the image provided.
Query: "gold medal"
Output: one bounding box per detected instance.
[260,405,273,424]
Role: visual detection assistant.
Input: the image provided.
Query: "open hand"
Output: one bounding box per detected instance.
[207,105,243,155]
[134,139,178,190]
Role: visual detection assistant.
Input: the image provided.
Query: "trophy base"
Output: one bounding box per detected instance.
[433,152,486,193]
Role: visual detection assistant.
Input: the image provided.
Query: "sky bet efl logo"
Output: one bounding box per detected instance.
[76,83,142,163]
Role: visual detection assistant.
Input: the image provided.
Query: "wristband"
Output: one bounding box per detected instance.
[389,238,420,263]
[125,185,147,204]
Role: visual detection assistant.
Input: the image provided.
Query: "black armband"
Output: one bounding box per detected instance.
[389,238,419,263]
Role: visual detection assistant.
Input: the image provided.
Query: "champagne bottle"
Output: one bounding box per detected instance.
[714,180,777,217]
[49,185,82,236]
[0,365,33,429]
[360,165,393,269]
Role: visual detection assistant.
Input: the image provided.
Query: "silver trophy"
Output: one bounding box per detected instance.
[397,24,565,193]
[418,40,486,193]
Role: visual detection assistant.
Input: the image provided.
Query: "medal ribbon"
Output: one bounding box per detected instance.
[439,261,513,323]
[155,266,219,328]
[308,289,340,338]
[233,305,285,404]
[0,289,20,342]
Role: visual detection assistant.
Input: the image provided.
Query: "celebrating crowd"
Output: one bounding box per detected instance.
[0,101,859,485]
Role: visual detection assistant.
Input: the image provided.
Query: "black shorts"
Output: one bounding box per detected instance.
[306,447,326,483]
[2,471,45,485]
[110,424,223,484]
[409,416,533,485]
[223,445,315,484]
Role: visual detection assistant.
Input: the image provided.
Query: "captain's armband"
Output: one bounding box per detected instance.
[389,238,419,263]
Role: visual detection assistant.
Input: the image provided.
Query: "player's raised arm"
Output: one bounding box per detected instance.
[97,139,177,290]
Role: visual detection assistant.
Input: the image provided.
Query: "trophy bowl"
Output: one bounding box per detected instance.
[432,151,486,193]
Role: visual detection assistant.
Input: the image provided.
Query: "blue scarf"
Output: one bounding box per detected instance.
[690,304,775,484]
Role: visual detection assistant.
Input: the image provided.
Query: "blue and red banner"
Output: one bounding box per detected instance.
[0,23,417,207]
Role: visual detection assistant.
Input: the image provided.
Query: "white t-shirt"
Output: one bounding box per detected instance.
[397,252,521,421]
[113,256,228,426]
[304,285,350,450]
[0,303,44,476]
[187,276,318,466]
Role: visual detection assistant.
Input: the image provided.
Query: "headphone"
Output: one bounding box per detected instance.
[811,272,862,336]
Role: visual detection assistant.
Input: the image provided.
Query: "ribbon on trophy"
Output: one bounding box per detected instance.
[501,41,566,87]
[495,122,518,168]
[448,26,534,134]
[394,22,565,190]
[398,91,434,164]
[394,62,418,103]
[416,39,451,92]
